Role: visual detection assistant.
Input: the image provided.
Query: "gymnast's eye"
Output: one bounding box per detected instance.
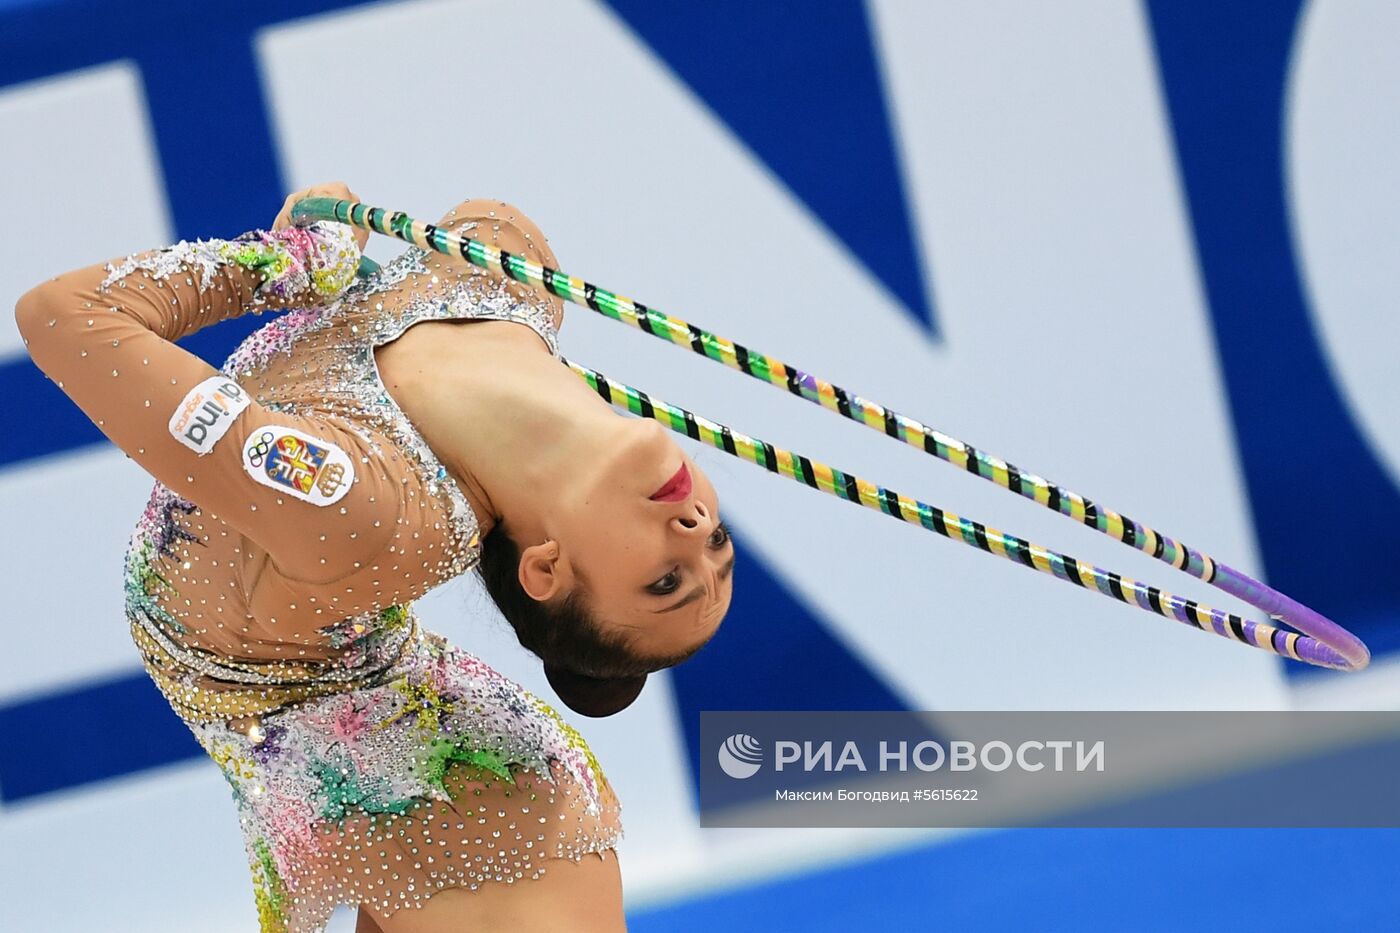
[709,521,731,548]
[647,569,682,596]
[649,523,731,595]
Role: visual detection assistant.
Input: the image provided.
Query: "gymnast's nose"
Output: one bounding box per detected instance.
[672,497,710,534]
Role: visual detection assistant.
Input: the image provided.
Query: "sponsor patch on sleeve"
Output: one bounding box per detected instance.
[169,376,251,455]
[241,425,355,506]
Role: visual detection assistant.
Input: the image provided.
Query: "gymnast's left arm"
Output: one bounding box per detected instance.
[12,220,360,466]
[11,215,400,584]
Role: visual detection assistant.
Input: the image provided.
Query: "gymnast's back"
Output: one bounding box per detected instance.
[15,195,625,933]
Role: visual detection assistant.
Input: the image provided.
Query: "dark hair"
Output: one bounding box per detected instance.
[476,520,651,679]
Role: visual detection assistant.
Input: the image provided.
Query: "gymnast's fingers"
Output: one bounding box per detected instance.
[273,182,371,252]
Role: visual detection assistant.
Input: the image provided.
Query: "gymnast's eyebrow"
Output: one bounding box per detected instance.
[655,553,736,614]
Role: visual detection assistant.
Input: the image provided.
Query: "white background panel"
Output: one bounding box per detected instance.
[0,764,254,932]
[0,448,169,702]
[863,0,1283,708]
[0,62,171,361]
[1287,0,1400,489]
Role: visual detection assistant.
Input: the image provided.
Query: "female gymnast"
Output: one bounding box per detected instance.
[15,181,734,932]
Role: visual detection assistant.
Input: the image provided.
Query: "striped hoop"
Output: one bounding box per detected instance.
[292,197,1370,672]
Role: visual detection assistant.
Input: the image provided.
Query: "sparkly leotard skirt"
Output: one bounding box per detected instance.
[204,633,619,930]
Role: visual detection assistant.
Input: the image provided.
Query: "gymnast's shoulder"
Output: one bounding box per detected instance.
[434,197,565,332]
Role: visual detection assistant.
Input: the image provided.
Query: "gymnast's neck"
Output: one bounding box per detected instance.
[374,317,625,545]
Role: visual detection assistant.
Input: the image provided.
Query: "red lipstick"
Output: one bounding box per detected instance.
[649,462,692,502]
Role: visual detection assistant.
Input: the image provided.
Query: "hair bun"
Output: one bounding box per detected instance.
[544,665,647,718]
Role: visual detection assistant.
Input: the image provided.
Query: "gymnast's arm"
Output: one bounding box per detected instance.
[13,194,405,586]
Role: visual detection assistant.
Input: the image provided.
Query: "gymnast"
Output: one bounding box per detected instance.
[16,181,732,932]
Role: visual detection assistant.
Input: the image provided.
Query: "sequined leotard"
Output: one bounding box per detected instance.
[16,200,621,932]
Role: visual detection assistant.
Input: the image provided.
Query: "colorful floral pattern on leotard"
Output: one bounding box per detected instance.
[190,628,610,932]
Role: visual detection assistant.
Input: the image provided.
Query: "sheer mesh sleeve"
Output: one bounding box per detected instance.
[14,222,410,584]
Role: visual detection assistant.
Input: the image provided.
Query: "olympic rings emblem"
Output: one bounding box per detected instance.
[245,431,275,467]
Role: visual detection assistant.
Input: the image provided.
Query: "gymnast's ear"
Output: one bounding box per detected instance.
[517,539,571,603]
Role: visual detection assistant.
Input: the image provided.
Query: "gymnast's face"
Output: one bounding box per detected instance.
[550,419,734,662]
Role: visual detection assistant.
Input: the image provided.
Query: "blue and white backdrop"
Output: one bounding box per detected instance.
[2,1,1399,929]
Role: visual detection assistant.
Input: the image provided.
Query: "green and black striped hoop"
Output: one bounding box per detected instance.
[292,196,1370,672]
